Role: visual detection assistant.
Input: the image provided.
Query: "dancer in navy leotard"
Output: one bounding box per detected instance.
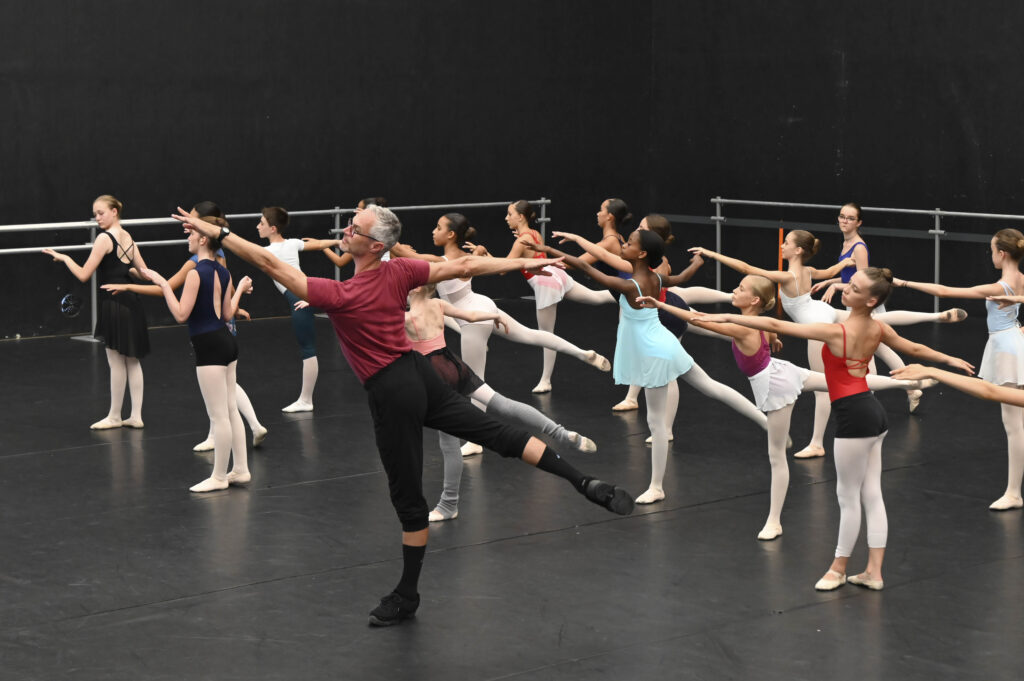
[44,195,149,430]
[143,217,253,493]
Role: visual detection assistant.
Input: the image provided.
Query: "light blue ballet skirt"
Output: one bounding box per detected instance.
[613,278,694,388]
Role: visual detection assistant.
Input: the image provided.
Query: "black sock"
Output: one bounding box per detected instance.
[395,544,426,600]
[535,447,588,493]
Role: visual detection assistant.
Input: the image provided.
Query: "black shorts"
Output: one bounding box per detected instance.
[832,391,888,438]
[190,326,238,366]
[424,347,485,396]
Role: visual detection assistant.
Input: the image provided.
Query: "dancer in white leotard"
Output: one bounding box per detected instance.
[525,229,770,504]
[639,274,936,540]
[894,228,1024,510]
[692,230,966,459]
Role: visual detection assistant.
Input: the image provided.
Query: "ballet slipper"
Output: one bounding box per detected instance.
[814,570,846,591]
[848,572,884,590]
[282,399,314,413]
[988,494,1024,511]
[907,389,923,413]
[428,508,458,522]
[794,445,826,459]
[226,470,251,485]
[122,418,144,429]
[635,487,666,505]
[189,476,230,493]
[644,433,674,445]
[939,308,968,323]
[757,524,783,541]
[568,432,597,453]
[193,437,215,452]
[584,351,611,372]
[612,399,639,412]
[252,425,268,447]
[90,417,123,430]
[531,381,552,394]
[460,442,483,457]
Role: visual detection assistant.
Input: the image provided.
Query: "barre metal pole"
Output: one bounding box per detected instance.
[713,197,723,290]
[539,196,547,242]
[333,206,341,282]
[74,225,102,343]
[931,208,943,313]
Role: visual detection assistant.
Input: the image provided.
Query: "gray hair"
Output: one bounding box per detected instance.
[366,204,402,249]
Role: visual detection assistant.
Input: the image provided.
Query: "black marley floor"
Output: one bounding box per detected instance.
[1,298,1021,680]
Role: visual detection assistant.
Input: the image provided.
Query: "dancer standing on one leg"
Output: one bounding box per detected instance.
[640,275,937,540]
[405,283,598,521]
[472,200,614,394]
[694,268,973,590]
[525,229,768,504]
[144,217,252,492]
[102,200,267,450]
[893,228,1024,511]
[258,206,338,412]
[693,231,965,459]
[174,204,634,627]
[44,195,149,430]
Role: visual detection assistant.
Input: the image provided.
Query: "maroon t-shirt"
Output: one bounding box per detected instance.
[306,258,430,384]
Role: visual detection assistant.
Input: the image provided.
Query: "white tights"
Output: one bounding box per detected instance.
[833,432,887,557]
[680,364,767,431]
[639,383,672,502]
[536,305,558,387]
[205,383,263,439]
[564,282,615,305]
[999,397,1024,500]
[458,313,597,381]
[105,348,143,422]
[196,362,248,481]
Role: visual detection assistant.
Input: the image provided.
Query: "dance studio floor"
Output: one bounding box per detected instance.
[2,299,1021,680]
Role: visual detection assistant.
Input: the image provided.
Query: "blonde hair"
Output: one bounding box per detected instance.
[788,230,820,263]
[746,275,776,312]
[94,194,123,217]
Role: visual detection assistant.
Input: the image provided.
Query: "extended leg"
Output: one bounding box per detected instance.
[498,313,610,371]
[679,363,767,430]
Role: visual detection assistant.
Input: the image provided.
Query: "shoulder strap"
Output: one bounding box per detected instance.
[630,278,643,297]
[839,323,847,359]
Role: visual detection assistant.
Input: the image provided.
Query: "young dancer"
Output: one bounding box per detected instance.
[474,200,614,394]
[258,207,337,412]
[524,229,769,504]
[639,275,937,540]
[694,268,973,590]
[144,217,252,492]
[101,201,267,449]
[893,228,1024,510]
[43,195,149,429]
[811,203,948,412]
[692,231,965,458]
[406,283,597,521]
[174,204,634,627]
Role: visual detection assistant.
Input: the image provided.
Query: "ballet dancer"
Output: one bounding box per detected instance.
[639,275,937,540]
[102,201,267,450]
[524,229,769,504]
[174,204,634,627]
[692,231,965,458]
[472,200,614,394]
[406,283,598,521]
[143,217,252,492]
[893,228,1024,510]
[258,206,335,412]
[812,203,946,412]
[391,212,610,455]
[550,216,732,416]
[43,195,149,429]
[694,268,973,590]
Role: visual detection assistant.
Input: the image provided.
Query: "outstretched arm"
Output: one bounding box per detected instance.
[688,246,791,284]
[636,295,747,339]
[893,278,1003,300]
[521,240,636,295]
[438,299,509,333]
[661,252,707,287]
[43,239,111,283]
[810,258,856,280]
[691,311,839,344]
[391,242,445,262]
[892,365,1018,403]
[550,231,631,273]
[427,254,562,284]
[172,207,309,300]
[878,323,975,374]
[301,238,343,251]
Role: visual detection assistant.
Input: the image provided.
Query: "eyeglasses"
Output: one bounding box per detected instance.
[838,215,859,222]
[348,225,383,242]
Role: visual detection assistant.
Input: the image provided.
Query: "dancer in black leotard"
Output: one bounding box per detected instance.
[44,194,149,430]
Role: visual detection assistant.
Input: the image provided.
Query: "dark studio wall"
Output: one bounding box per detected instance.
[2,1,1022,337]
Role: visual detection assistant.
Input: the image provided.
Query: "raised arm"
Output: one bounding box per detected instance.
[688,247,792,285]
[43,238,112,283]
[301,238,343,251]
[427,254,563,285]
[390,242,445,262]
[893,278,1004,300]
[550,231,631,273]
[144,267,199,323]
[173,207,309,301]
[878,323,975,374]
[520,241,637,295]
[223,275,252,322]
[892,365,1020,404]
[660,252,707,287]
[810,258,856,280]
[635,295,748,339]
[691,311,840,344]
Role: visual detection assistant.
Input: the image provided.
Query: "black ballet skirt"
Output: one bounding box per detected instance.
[94,232,150,358]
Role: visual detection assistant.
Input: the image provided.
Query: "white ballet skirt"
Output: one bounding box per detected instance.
[779,287,837,324]
[435,261,499,327]
[978,281,1024,386]
[747,358,812,412]
[525,266,574,309]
